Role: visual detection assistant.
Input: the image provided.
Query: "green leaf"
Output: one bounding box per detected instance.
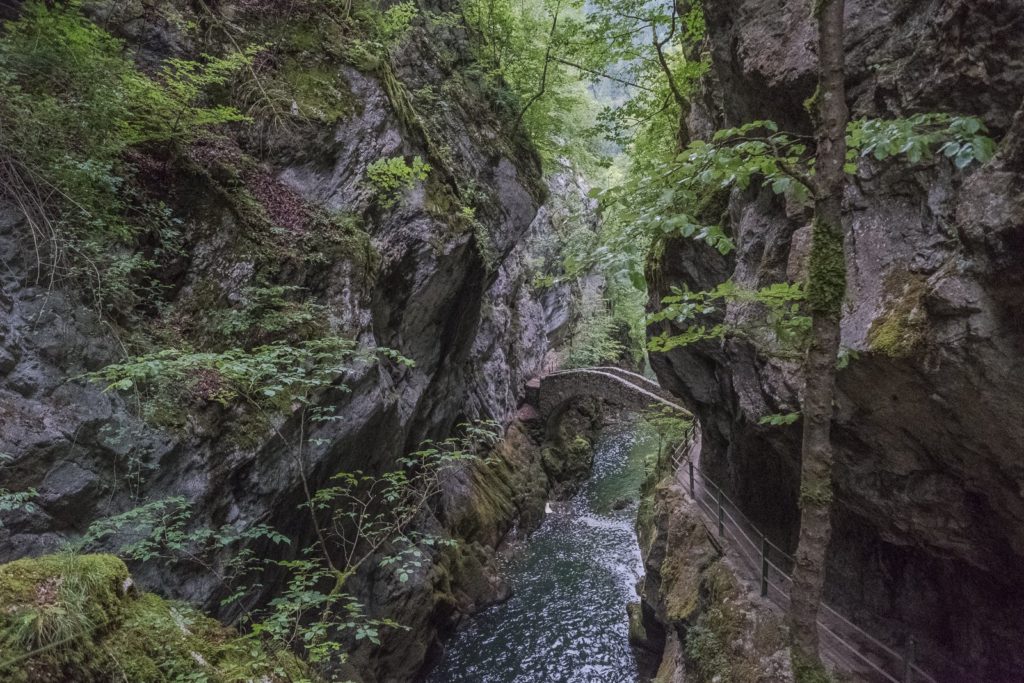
[954,145,976,169]
[973,136,996,163]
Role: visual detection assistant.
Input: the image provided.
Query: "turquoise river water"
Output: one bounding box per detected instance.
[427,423,658,683]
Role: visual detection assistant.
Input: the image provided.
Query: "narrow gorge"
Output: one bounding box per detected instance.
[0,1,1021,682]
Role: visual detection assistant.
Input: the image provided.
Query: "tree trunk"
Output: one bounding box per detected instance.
[789,0,849,667]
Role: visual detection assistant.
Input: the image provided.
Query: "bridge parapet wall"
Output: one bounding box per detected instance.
[535,369,690,422]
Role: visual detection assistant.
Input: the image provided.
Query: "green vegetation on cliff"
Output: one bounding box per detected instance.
[0,0,250,312]
[0,554,309,682]
[634,448,791,683]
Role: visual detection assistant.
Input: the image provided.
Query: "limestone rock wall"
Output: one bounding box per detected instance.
[0,2,578,680]
[648,1,1024,679]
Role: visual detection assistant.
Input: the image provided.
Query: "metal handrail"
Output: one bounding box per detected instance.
[820,602,906,665]
[766,557,791,577]
[722,522,762,570]
[820,622,901,683]
[545,368,692,416]
[696,465,794,562]
[677,453,937,683]
[722,507,764,557]
[589,366,668,394]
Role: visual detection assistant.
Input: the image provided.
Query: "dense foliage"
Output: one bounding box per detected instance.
[461,0,604,166]
[0,1,249,311]
[65,423,498,675]
[460,0,713,366]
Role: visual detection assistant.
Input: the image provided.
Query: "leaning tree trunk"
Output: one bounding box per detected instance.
[789,0,849,667]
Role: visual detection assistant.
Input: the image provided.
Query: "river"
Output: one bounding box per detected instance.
[427,422,658,683]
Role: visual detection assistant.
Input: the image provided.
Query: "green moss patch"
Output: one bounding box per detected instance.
[791,648,834,683]
[806,219,847,317]
[0,553,129,681]
[867,274,928,358]
[0,554,310,682]
[278,58,356,125]
[682,562,789,683]
[101,592,307,682]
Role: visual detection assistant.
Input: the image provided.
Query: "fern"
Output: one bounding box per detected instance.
[365,155,431,208]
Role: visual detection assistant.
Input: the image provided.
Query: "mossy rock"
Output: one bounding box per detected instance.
[627,601,649,647]
[660,496,728,625]
[278,58,356,125]
[569,435,591,455]
[868,275,928,358]
[682,561,791,683]
[0,554,310,682]
[456,457,519,544]
[0,554,130,682]
[100,592,308,682]
[662,557,702,624]
[223,406,274,451]
[791,649,834,683]
[304,210,380,279]
[635,490,657,552]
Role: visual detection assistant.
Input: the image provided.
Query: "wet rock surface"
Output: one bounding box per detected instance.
[649,1,1024,678]
[633,466,792,683]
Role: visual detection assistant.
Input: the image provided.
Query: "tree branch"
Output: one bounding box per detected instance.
[550,57,658,93]
[515,1,562,128]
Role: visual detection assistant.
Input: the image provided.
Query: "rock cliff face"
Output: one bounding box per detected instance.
[0,2,585,680]
[648,1,1024,679]
[631,449,792,683]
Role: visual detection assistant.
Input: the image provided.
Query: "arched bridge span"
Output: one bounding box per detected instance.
[526,366,691,422]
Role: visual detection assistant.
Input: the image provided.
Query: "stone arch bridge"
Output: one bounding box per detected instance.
[524,366,691,423]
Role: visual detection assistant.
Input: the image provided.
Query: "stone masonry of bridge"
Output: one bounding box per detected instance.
[524,367,691,423]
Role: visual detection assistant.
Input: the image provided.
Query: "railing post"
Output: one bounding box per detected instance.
[903,635,915,683]
[760,533,769,597]
[688,461,695,498]
[716,485,724,538]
